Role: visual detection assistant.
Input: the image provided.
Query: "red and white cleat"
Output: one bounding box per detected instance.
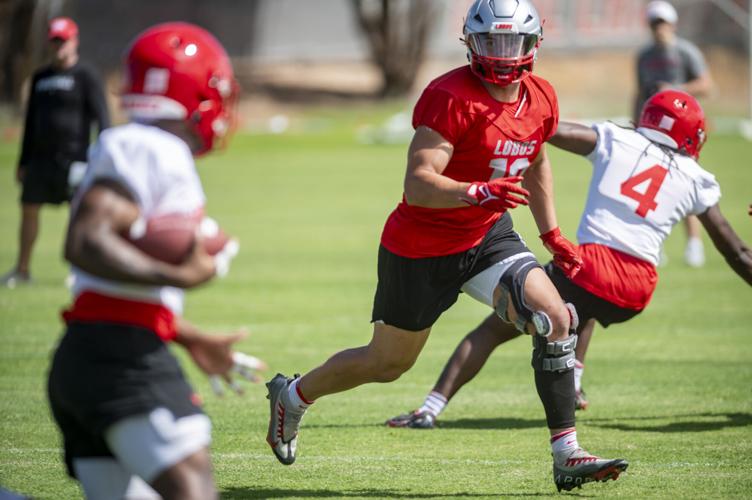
[553,447,628,492]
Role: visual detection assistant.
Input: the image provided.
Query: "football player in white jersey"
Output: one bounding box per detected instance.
[387,89,752,427]
[47,23,262,500]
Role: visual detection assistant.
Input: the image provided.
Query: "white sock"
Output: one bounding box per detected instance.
[418,391,448,417]
[574,360,584,393]
[287,378,313,413]
[551,429,579,460]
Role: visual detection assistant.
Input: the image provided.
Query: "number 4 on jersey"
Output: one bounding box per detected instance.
[620,164,668,217]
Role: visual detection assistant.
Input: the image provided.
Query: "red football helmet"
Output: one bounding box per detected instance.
[638,90,706,159]
[122,22,238,155]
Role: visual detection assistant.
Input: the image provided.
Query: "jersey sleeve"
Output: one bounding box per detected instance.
[690,169,721,215]
[412,87,469,145]
[585,122,614,168]
[84,132,153,211]
[543,84,559,142]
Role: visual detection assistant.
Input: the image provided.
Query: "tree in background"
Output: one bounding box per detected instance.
[351,0,436,97]
[0,0,68,108]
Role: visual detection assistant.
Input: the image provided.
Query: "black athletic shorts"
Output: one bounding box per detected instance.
[372,213,532,331]
[545,262,643,328]
[47,323,203,477]
[21,161,71,205]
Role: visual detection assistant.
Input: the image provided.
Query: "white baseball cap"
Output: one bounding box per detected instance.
[646,1,678,24]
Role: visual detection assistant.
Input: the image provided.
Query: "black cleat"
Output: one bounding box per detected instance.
[385,410,436,429]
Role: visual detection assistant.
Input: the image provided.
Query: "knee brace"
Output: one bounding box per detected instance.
[494,256,552,336]
[531,334,578,372]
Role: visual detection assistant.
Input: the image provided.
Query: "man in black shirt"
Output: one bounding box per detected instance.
[3,17,109,287]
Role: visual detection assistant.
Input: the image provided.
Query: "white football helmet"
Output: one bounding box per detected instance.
[463,0,543,86]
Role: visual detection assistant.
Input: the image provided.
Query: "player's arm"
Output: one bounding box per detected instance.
[676,43,713,98]
[524,146,557,234]
[17,77,38,183]
[403,126,466,208]
[404,126,528,210]
[174,317,243,375]
[64,179,215,288]
[174,317,267,393]
[548,121,598,157]
[678,72,713,98]
[524,146,582,277]
[698,204,752,285]
[84,67,111,132]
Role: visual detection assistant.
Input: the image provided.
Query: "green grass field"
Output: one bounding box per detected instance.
[0,109,751,499]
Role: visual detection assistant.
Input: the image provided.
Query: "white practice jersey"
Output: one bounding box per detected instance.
[578,122,721,266]
[70,123,206,314]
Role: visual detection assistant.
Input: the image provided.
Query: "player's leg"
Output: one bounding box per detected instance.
[302,322,431,398]
[267,243,469,464]
[150,450,215,500]
[267,322,431,464]
[494,265,627,491]
[1,202,41,286]
[574,319,596,411]
[17,203,41,276]
[105,410,215,500]
[73,458,161,499]
[387,314,520,428]
[684,215,705,267]
[433,314,519,400]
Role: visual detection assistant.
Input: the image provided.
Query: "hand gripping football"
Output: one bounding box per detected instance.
[127,212,239,275]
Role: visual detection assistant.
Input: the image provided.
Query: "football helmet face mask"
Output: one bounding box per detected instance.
[463,0,543,86]
[638,90,706,159]
[122,22,239,156]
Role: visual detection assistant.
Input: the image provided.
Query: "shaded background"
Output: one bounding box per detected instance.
[0,0,749,130]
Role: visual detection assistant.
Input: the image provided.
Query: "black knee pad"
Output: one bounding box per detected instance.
[494,256,549,334]
[531,334,578,373]
[532,333,578,429]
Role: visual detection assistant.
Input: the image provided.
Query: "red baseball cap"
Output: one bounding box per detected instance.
[48,17,78,41]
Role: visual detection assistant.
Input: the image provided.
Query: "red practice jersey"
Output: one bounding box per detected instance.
[380,66,559,258]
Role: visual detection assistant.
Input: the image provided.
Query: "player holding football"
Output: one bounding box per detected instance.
[386,90,752,428]
[47,23,263,500]
[266,0,627,491]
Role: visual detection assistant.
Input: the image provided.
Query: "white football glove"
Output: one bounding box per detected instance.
[209,351,268,396]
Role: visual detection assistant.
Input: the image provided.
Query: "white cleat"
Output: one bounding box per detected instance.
[265,373,305,465]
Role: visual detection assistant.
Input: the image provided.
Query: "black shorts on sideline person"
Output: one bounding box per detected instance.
[21,161,72,205]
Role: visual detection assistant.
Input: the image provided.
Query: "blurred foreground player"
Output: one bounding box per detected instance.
[266,0,627,492]
[388,90,752,426]
[2,17,109,287]
[47,23,264,500]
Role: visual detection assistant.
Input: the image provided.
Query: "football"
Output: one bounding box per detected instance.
[126,212,236,266]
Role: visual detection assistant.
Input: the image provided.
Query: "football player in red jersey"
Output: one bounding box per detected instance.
[266,0,627,491]
[47,23,264,499]
[386,91,752,433]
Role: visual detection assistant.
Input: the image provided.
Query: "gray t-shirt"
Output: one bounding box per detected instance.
[635,37,707,117]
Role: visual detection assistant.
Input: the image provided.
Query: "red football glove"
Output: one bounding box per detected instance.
[540,227,583,279]
[463,176,530,212]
